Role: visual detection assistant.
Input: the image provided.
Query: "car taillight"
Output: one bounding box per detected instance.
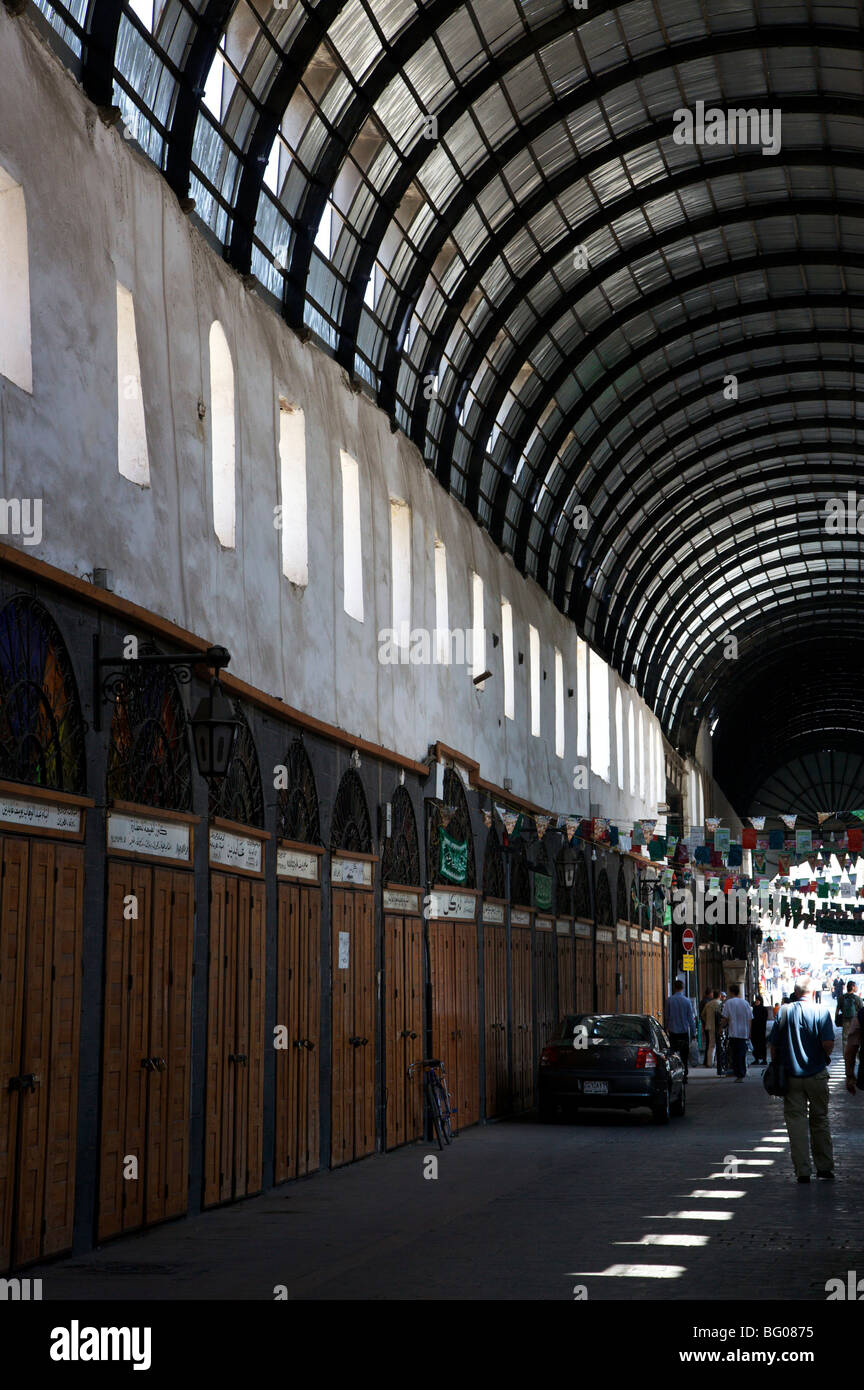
[635,1047,658,1069]
[540,1046,558,1067]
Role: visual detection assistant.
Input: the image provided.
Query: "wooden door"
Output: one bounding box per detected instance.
[596,937,616,1011]
[574,929,593,1011]
[429,920,457,1123]
[454,921,479,1128]
[511,926,533,1111]
[383,912,422,1150]
[483,924,507,1117]
[616,930,630,1011]
[204,873,266,1206]
[331,887,375,1167]
[275,882,321,1182]
[556,927,575,1018]
[99,861,194,1242]
[0,837,84,1270]
[534,928,557,1049]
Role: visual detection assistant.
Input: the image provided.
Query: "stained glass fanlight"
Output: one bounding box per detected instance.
[0,594,86,794]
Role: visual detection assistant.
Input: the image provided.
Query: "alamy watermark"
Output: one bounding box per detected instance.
[672,101,781,157]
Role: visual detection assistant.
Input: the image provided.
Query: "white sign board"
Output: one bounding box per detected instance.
[338,931,350,969]
[482,902,505,925]
[331,857,372,887]
[596,928,613,943]
[209,827,262,874]
[1,795,81,835]
[574,920,591,938]
[383,888,421,913]
[108,812,190,863]
[511,909,531,926]
[556,919,571,935]
[428,890,476,921]
[616,924,627,942]
[276,847,319,882]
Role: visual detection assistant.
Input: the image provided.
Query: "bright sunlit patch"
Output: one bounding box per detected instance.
[654,1211,734,1221]
[721,1158,774,1165]
[616,1234,709,1247]
[687,1190,745,1199]
[567,1264,685,1279]
[707,1172,762,1179]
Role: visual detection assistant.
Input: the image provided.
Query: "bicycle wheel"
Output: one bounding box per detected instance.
[424,1076,446,1150]
[429,1074,454,1143]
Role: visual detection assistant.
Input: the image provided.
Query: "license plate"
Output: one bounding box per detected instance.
[583,1081,608,1094]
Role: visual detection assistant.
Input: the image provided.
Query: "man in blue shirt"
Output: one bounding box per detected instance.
[769,975,835,1182]
[664,979,696,1079]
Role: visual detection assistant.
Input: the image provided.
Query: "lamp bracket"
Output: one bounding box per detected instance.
[92,635,231,732]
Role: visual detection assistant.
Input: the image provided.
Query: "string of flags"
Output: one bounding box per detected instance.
[476,802,864,905]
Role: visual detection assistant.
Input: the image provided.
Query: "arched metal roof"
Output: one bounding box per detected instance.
[31,0,864,804]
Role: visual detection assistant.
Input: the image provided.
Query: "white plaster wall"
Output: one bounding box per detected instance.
[0,9,670,821]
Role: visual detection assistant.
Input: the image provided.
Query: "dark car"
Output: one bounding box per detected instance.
[539,1012,686,1124]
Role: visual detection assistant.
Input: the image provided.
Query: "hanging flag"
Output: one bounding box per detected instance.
[439,828,468,885]
[564,817,578,843]
[533,872,553,911]
[851,810,864,822]
[753,851,767,875]
[640,819,656,840]
[714,827,731,854]
[796,829,813,855]
[749,816,766,830]
[780,813,798,830]
[817,812,834,826]
[778,854,791,876]
[706,817,721,832]
[534,814,550,839]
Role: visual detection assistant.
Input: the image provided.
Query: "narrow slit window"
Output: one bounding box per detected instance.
[628,699,636,796]
[278,400,307,586]
[471,572,485,685]
[340,450,363,622]
[501,599,514,719]
[434,539,449,664]
[615,688,624,789]
[589,649,610,781]
[0,165,32,393]
[390,500,411,645]
[576,638,588,758]
[116,283,149,486]
[209,321,235,548]
[529,625,540,737]
[554,649,565,758]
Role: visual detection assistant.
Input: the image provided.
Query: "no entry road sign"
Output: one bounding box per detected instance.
[681,927,695,953]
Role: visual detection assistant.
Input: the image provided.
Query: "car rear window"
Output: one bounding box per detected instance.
[558,1015,652,1043]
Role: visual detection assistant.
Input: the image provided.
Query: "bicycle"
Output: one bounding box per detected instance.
[408,1057,456,1149]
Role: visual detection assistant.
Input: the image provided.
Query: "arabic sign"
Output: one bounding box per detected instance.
[536,916,554,931]
[511,909,531,926]
[1,796,81,835]
[482,902,505,924]
[596,928,613,943]
[556,918,571,935]
[276,847,319,882]
[574,920,591,937]
[108,812,190,863]
[209,827,263,874]
[331,857,372,887]
[382,888,421,913]
[428,890,476,921]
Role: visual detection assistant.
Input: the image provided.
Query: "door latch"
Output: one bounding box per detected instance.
[8,1072,40,1092]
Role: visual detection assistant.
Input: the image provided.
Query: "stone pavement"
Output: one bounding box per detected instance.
[32,1054,864,1301]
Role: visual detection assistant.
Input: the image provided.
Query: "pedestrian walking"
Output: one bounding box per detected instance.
[721,984,753,1081]
[769,974,835,1183]
[751,994,769,1065]
[716,992,730,1075]
[664,979,697,1080]
[836,981,861,1048]
[701,988,722,1067]
[843,995,864,1094]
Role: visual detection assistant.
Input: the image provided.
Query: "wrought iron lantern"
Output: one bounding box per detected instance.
[191,678,240,780]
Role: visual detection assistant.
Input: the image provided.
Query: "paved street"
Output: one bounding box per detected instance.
[34,1055,863,1301]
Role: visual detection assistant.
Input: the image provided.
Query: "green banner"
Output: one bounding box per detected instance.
[533,872,553,912]
[439,828,468,885]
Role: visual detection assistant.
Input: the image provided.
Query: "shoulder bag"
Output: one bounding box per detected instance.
[762,1005,790,1098]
